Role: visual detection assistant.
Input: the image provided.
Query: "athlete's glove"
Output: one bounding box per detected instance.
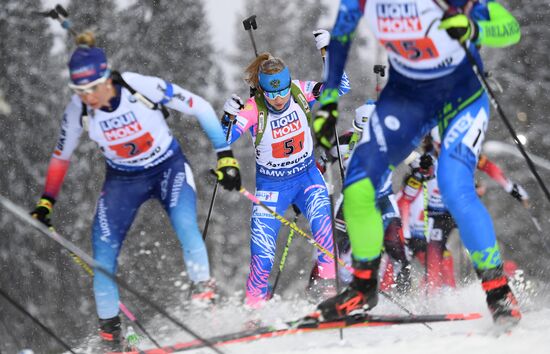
[221,94,244,127]
[313,29,330,51]
[439,13,478,44]
[215,151,241,191]
[509,183,529,203]
[30,195,55,227]
[412,153,435,181]
[223,94,243,116]
[314,102,339,150]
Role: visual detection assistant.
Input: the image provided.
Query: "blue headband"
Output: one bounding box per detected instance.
[258,67,291,92]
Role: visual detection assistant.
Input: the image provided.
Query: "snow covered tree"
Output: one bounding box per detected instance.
[0,1,81,352]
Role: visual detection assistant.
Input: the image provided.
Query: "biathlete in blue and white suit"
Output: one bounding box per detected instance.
[315,101,410,291]
[313,0,522,325]
[30,32,241,344]
[221,31,350,306]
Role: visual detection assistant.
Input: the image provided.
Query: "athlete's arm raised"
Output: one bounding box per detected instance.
[314,0,364,149]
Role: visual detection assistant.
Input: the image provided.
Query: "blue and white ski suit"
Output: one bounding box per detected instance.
[43,72,230,319]
[322,0,520,269]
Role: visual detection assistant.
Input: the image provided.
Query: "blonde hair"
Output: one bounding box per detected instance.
[244,52,287,92]
[75,31,96,47]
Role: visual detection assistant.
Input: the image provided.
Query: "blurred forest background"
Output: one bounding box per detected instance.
[0,0,548,352]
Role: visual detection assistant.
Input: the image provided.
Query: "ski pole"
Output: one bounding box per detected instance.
[522,205,550,254]
[203,119,235,241]
[0,195,225,354]
[242,15,259,57]
[239,188,351,271]
[34,4,77,37]
[325,163,344,340]
[0,313,22,351]
[202,182,219,241]
[461,43,550,204]
[0,288,76,353]
[239,189,430,329]
[316,36,345,184]
[269,208,301,300]
[434,0,550,205]
[423,181,429,296]
[243,15,260,97]
[316,41,343,329]
[53,228,160,347]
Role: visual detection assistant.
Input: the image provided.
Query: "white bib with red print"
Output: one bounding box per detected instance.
[86,90,173,169]
[365,0,465,79]
[255,98,314,177]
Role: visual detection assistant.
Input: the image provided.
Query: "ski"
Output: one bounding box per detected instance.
[107,312,481,354]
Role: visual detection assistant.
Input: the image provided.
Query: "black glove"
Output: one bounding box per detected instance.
[412,153,435,181]
[215,150,241,191]
[313,102,339,149]
[439,13,478,44]
[30,195,55,227]
[419,153,433,170]
[510,183,529,203]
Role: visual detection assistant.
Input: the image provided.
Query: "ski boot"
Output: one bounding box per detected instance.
[189,279,217,306]
[98,315,122,349]
[317,257,380,321]
[477,266,521,327]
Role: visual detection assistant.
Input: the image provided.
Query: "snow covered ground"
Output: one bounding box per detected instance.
[74,277,550,354]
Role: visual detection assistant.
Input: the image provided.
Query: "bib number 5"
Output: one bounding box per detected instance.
[271,132,305,158]
[381,38,439,61]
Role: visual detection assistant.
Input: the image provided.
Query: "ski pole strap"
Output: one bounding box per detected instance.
[239,187,351,271]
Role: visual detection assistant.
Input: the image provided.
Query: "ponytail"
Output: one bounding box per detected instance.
[244,52,287,92]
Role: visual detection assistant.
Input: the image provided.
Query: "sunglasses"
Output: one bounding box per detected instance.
[263,86,291,100]
[68,75,108,95]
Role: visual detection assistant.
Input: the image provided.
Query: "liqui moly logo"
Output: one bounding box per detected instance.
[376,3,421,33]
[100,112,142,141]
[270,111,302,139]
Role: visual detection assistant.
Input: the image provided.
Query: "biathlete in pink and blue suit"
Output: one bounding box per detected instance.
[221,32,350,306]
